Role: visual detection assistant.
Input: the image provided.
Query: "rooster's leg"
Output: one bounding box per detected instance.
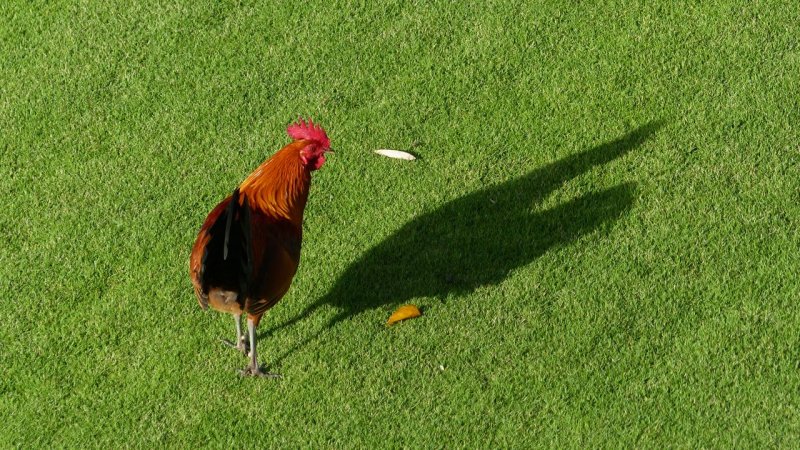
[221,313,248,355]
[240,316,281,378]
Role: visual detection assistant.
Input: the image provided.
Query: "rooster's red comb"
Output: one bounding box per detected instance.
[287,117,330,149]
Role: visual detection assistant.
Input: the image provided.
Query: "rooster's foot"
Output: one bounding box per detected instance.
[220,337,249,355]
[239,365,281,378]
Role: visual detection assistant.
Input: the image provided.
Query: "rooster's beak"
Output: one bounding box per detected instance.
[327,148,335,153]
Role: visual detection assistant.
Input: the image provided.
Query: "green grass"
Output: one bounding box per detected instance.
[2,0,800,446]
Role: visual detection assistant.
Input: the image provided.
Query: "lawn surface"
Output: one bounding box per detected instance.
[2,0,800,446]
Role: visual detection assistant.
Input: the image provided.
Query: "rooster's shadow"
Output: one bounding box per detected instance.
[261,121,663,354]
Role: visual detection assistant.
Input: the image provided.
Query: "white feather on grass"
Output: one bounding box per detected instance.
[374,149,416,160]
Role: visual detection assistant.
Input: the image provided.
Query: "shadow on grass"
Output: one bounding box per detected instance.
[263,121,663,360]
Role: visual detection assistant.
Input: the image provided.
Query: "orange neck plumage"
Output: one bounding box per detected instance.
[238,140,312,225]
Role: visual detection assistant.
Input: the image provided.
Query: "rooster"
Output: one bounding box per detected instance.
[189,118,332,377]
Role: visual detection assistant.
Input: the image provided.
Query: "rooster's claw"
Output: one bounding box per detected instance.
[239,365,281,378]
[220,338,249,355]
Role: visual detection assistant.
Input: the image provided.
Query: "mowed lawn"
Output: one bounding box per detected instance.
[2,0,799,446]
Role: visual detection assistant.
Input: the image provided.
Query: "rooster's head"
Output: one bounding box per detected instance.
[288,118,332,171]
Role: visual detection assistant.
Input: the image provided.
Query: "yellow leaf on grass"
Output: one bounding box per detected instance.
[386,304,422,326]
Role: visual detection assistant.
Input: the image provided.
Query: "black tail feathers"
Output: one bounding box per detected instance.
[199,188,253,301]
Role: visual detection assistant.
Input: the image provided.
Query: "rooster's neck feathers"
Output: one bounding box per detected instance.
[238,140,312,224]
